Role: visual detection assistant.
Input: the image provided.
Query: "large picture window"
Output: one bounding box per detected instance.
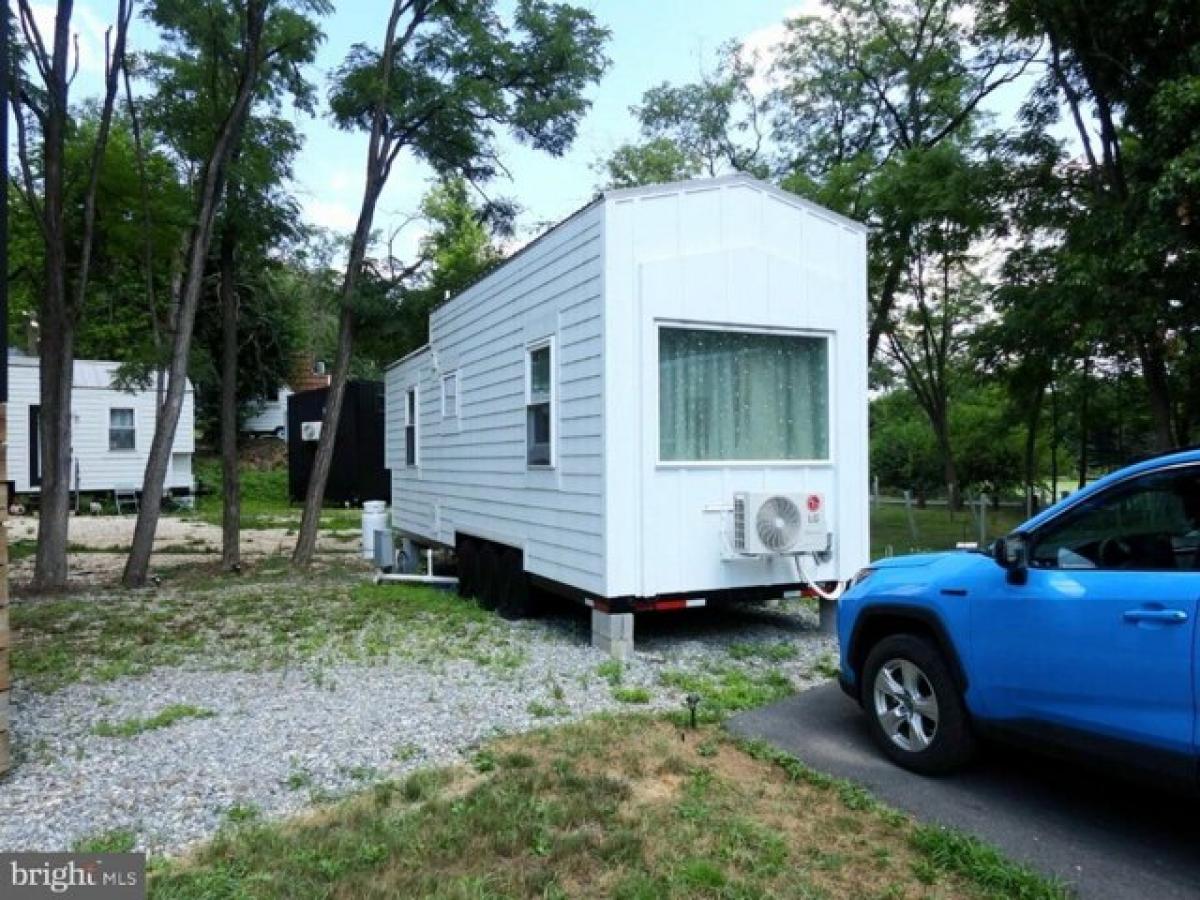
[526,340,553,467]
[658,326,829,462]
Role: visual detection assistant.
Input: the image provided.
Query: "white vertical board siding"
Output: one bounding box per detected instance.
[6,358,196,494]
[602,176,869,598]
[387,203,607,595]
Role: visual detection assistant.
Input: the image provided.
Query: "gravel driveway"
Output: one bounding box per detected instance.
[2,584,835,856]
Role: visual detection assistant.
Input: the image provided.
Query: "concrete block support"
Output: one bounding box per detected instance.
[591,609,634,661]
[817,597,838,635]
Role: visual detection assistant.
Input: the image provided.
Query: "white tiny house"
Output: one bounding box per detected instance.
[7,352,196,498]
[385,174,868,655]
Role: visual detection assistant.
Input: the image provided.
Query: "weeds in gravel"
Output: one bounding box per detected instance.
[595,659,623,685]
[611,686,651,704]
[727,640,799,662]
[92,705,215,738]
[12,571,527,692]
[659,666,795,722]
[813,652,841,680]
[73,828,137,854]
[527,700,569,718]
[149,715,1062,899]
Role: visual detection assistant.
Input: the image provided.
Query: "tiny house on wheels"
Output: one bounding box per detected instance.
[385,174,868,657]
[6,351,196,500]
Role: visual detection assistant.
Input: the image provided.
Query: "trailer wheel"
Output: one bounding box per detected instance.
[497,549,531,620]
[477,544,500,610]
[457,539,476,599]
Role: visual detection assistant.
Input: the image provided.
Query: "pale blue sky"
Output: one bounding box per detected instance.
[31,0,1052,261]
[43,0,813,259]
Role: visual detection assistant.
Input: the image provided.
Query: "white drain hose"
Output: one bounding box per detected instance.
[793,553,842,602]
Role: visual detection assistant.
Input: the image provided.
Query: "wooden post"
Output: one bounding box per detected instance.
[0,402,9,775]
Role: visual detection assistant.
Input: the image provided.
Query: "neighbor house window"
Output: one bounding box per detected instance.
[658,326,829,462]
[526,340,553,467]
[109,408,136,451]
[441,371,459,419]
[405,386,419,467]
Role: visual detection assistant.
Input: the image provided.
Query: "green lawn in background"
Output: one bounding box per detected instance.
[870,502,1027,561]
[188,456,361,531]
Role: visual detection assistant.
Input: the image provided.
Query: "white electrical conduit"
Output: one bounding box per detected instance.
[792,554,843,602]
[372,573,459,587]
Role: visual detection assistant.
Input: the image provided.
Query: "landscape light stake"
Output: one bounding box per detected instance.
[686,694,701,729]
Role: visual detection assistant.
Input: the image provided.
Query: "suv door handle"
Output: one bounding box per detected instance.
[1123,608,1189,624]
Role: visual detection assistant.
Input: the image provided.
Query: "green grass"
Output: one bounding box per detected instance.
[10,539,37,561]
[148,715,1064,900]
[73,828,138,854]
[596,659,624,686]
[187,456,361,532]
[12,567,526,693]
[611,686,652,704]
[659,666,795,722]
[92,704,216,738]
[871,502,1026,559]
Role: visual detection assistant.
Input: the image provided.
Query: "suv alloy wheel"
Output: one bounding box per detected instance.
[862,634,976,774]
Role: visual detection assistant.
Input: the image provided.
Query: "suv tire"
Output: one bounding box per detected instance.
[862,634,975,774]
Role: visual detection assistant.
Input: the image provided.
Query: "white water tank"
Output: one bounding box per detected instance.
[362,501,389,559]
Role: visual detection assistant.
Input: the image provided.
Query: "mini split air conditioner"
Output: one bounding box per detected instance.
[732,492,831,556]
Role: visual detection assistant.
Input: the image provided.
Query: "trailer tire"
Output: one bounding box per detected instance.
[478,544,500,610]
[497,549,531,620]
[457,539,476,599]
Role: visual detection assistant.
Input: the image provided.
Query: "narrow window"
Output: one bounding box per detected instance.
[526,340,553,467]
[109,408,136,451]
[441,371,459,419]
[405,386,418,467]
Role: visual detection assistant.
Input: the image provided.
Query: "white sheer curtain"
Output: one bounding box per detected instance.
[659,327,829,461]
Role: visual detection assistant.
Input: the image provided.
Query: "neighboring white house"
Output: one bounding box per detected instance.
[385,174,868,656]
[241,386,292,438]
[7,351,196,497]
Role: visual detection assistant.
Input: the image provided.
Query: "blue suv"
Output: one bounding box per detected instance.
[838,449,1200,781]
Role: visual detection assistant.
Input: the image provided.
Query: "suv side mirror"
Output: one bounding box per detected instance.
[993,534,1028,585]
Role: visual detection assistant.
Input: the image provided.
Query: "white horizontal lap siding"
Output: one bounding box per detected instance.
[5,361,196,493]
[603,176,869,598]
[6,365,39,493]
[388,204,607,594]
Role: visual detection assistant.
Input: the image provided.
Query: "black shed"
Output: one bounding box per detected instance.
[287,380,389,505]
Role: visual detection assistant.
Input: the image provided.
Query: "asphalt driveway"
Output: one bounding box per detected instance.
[727,684,1200,900]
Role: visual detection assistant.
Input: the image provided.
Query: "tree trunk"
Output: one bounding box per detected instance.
[935,424,960,512]
[292,0,408,568]
[219,226,241,571]
[1137,338,1176,451]
[31,0,73,592]
[27,0,130,591]
[1077,356,1090,489]
[1023,386,1044,518]
[33,300,73,591]
[123,9,266,588]
[867,241,908,364]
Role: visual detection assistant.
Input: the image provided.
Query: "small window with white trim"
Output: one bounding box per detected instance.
[526,340,554,467]
[109,408,136,451]
[405,386,419,467]
[441,371,459,419]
